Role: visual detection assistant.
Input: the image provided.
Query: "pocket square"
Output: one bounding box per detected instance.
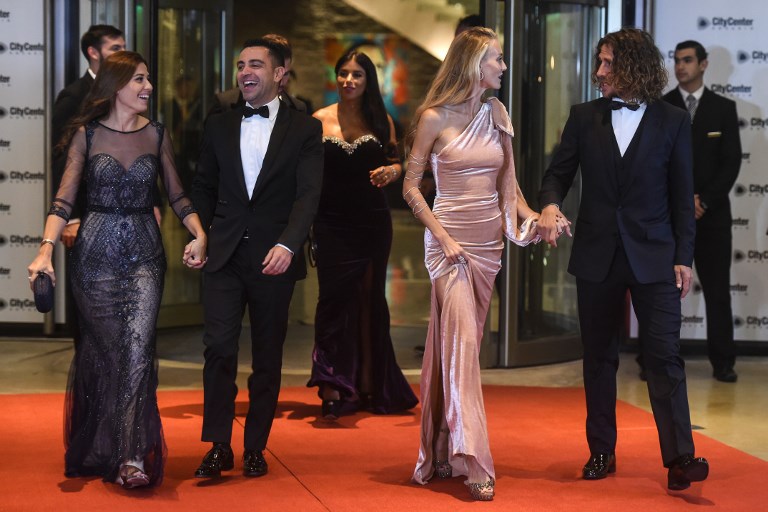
[707,131,722,138]
[33,271,54,313]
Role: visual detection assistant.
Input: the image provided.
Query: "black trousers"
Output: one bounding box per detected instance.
[577,245,695,467]
[201,240,295,451]
[694,216,735,372]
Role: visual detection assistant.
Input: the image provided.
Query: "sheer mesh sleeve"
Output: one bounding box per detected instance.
[158,127,196,221]
[403,153,429,216]
[489,98,540,247]
[48,127,87,221]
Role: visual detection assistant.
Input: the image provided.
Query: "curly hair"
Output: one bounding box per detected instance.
[591,28,668,104]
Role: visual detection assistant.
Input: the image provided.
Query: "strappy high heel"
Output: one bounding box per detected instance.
[433,427,452,478]
[468,480,495,501]
[434,459,452,479]
[119,464,150,489]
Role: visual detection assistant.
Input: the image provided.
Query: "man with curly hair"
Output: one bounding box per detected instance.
[536,28,709,491]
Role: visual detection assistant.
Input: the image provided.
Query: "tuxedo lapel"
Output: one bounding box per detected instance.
[250,102,290,201]
[226,111,249,200]
[596,100,620,194]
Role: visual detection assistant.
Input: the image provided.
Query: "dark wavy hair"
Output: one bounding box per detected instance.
[56,51,148,154]
[335,51,391,147]
[80,24,124,60]
[591,28,668,104]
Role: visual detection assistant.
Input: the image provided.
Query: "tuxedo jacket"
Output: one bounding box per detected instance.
[663,87,741,226]
[191,99,323,280]
[539,97,696,284]
[52,72,94,219]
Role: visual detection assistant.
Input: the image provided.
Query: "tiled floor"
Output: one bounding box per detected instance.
[2,324,766,461]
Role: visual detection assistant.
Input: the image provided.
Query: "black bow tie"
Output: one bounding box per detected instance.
[610,100,640,111]
[242,104,269,118]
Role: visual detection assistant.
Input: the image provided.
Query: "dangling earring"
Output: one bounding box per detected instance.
[479,70,485,80]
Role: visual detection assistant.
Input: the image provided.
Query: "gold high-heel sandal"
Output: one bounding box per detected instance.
[468,480,495,501]
[119,464,150,489]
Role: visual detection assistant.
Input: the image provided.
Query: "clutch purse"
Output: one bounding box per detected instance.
[33,271,54,313]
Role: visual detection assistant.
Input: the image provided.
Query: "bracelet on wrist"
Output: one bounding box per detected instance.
[40,239,55,248]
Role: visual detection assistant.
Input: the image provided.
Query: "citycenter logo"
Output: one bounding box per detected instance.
[734,249,768,263]
[6,170,45,182]
[698,16,755,30]
[2,106,45,119]
[732,217,749,229]
[738,50,768,63]
[0,42,7,54]
[0,75,10,86]
[681,314,705,325]
[730,283,748,294]
[710,83,752,96]
[5,41,45,53]
[745,316,768,329]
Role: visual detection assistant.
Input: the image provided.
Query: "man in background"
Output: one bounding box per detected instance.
[662,40,742,383]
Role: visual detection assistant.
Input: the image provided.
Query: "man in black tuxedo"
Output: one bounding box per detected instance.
[662,40,742,383]
[208,34,307,117]
[537,28,708,491]
[188,38,323,478]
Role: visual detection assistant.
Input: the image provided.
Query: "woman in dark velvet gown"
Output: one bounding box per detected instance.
[28,51,207,488]
[308,51,417,419]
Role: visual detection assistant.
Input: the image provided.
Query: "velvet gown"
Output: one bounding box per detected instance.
[412,99,538,484]
[308,134,418,414]
[50,120,195,484]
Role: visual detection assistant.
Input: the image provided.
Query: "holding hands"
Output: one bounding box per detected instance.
[536,205,573,247]
[182,237,208,270]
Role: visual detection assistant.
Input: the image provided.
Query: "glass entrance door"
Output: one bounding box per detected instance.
[500,0,605,366]
[135,0,233,327]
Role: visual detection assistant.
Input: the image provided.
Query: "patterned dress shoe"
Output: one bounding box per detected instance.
[667,454,709,490]
[582,453,616,480]
[243,450,268,477]
[194,443,234,478]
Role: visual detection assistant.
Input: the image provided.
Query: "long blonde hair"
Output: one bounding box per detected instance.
[407,27,497,147]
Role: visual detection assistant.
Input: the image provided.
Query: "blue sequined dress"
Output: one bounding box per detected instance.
[50,120,195,485]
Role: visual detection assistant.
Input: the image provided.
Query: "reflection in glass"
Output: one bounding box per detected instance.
[519,3,603,340]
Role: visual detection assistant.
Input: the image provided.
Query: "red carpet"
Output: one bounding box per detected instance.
[0,386,764,511]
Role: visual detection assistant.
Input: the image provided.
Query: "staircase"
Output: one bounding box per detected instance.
[341,0,468,59]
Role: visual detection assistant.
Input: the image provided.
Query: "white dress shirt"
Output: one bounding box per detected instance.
[240,95,281,198]
[612,101,647,156]
[679,84,705,103]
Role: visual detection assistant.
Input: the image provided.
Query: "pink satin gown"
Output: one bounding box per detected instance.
[412,98,538,484]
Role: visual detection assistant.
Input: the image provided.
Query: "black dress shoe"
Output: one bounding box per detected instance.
[667,454,709,490]
[582,453,616,480]
[321,399,341,420]
[713,368,738,383]
[194,443,234,478]
[243,450,268,477]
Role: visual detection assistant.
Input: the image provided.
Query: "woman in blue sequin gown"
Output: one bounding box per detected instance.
[307,51,417,419]
[28,51,207,488]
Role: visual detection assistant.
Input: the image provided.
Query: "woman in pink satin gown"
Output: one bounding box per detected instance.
[404,27,568,501]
